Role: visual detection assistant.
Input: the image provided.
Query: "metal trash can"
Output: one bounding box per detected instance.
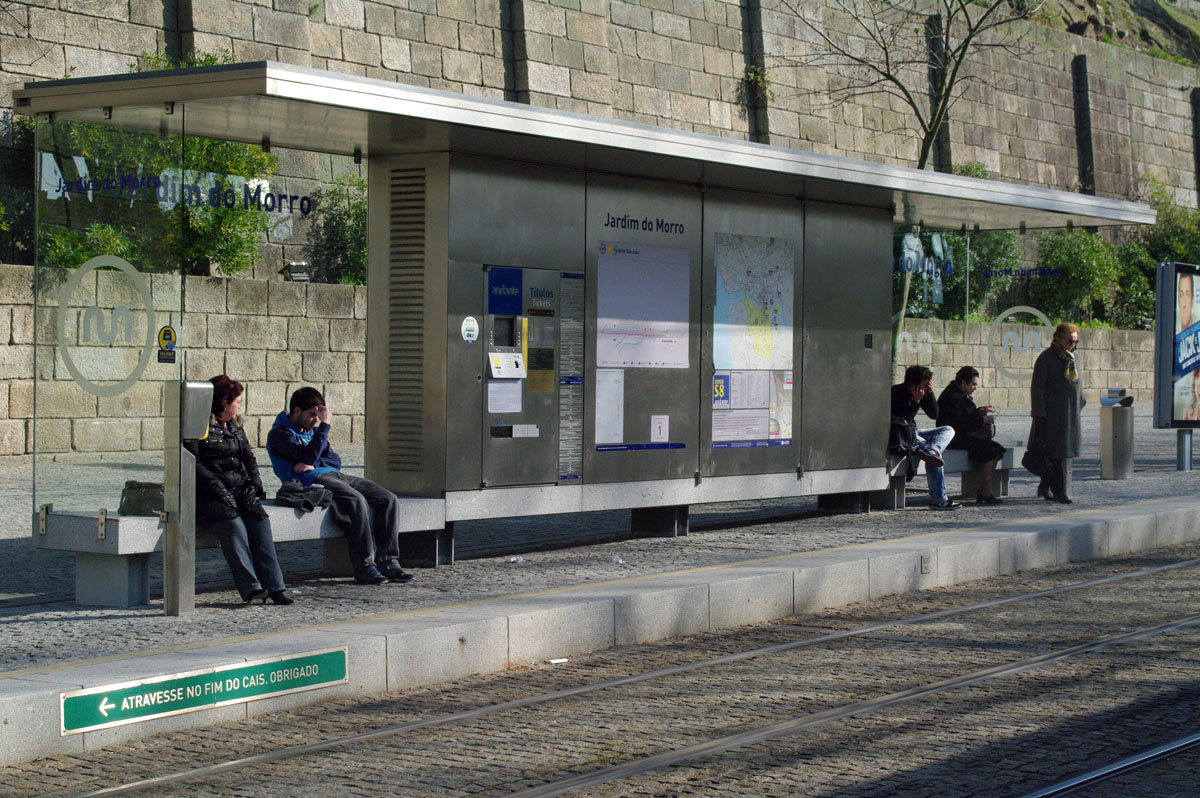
[1100,389,1134,480]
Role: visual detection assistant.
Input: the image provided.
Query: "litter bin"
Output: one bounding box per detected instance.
[1099,389,1134,480]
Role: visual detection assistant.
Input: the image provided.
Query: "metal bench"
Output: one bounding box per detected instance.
[34,498,446,607]
[868,444,1025,510]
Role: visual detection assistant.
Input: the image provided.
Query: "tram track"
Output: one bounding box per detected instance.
[66,556,1200,797]
[1017,731,1200,797]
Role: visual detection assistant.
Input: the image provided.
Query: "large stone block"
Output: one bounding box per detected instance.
[343,29,382,66]
[268,281,306,316]
[302,352,349,382]
[253,8,311,49]
[522,61,570,96]
[73,418,141,452]
[0,420,24,455]
[424,14,459,47]
[0,345,33,380]
[329,318,366,351]
[290,317,330,351]
[306,283,355,319]
[324,0,364,28]
[227,279,269,315]
[348,352,365,381]
[224,349,267,382]
[323,380,364,414]
[381,36,411,71]
[33,418,72,454]
[182,349,226,381]
[13,380,96,419]
[515,0,566,36]
[311,21,343,58]
[131,414,163,451]
[184,276,227,313]
[10,306,32,345]
[267,351,303,382]
[182,0,251,36]
[443,49,481,82]
[63,0,129,21]
[0,265,34,306]
[206,315,287,350]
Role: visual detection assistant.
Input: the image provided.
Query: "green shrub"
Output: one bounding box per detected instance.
[303,173,367,285]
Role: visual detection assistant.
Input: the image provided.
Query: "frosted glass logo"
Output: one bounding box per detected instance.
[989,305,1051,382]
[57,255,157,397]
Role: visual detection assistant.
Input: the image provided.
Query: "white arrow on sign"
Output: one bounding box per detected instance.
[98,697,115,718]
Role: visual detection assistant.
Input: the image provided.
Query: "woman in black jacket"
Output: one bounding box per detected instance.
[189,375,292,605]
[937,366,1007,504]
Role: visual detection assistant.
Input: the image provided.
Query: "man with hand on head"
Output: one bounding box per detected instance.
[266,386,414,585]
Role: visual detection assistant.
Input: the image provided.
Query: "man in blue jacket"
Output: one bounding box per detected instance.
[266,386,413,585]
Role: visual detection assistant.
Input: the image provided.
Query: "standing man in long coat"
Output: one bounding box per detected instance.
[1031,322,1084,503]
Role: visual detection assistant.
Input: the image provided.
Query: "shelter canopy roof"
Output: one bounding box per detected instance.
[15,61,1154,231]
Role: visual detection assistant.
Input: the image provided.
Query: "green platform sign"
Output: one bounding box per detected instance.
[60,647,347,735]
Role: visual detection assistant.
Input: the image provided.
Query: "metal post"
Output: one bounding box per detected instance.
[963,231,970,343]
[1178,429,1193,472]
[164,381,212,616]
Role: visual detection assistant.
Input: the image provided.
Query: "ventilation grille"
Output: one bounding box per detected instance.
[385,167,426,472]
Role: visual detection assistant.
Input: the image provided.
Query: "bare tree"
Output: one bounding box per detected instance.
[767,0,1044,349]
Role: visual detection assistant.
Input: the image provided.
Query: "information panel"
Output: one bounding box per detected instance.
[596,242,690,368]
[711,233,794,448]
[60,648,347,734]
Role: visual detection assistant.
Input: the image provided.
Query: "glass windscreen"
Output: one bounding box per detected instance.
[33,109,186,516]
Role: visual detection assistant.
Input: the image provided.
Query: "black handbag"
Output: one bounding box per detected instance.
[972,414,996,441]
[118,481,164,516]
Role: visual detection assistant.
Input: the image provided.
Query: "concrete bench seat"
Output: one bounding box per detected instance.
[34,497,446,607]
[869,443,1026,510]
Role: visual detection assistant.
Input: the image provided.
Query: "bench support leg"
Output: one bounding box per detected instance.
[631,505,689,538]
[869,476,907,510]
[396,525,455,569]
[817,492,870,514]
[322,540,355,577]
[961,468,1011,499]
[75,553,150,607]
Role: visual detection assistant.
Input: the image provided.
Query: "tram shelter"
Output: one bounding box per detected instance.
[13,62,1154,603]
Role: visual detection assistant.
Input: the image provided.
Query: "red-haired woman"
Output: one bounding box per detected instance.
[187,375,292,605]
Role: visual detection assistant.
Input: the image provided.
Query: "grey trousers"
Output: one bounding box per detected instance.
[315,472,402,570]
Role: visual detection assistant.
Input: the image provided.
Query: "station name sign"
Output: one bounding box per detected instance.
[59,647,347,735]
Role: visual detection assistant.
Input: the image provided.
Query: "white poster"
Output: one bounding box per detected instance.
[597,242,690,368]
[595,369,625,444]
[487,380,522,414]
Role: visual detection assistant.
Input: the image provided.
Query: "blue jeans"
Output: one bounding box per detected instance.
[917,426,955,503]
[208,512,286,601]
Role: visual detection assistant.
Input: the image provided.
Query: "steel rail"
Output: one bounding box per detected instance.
[1017,730,1200,797]
[504,613,1200,798]
[72,557,1200,797]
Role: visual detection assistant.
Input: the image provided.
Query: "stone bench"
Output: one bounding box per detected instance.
[869,444,1026,510]
[34,497,447,607]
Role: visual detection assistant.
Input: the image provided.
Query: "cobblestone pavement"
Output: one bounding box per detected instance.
[5,540,1200,797]
[2,406,1200,673]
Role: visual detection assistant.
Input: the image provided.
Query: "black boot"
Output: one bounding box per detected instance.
[1037,478,1052,501]
[1049,459,1072,504]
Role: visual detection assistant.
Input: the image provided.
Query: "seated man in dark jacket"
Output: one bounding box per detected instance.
[266,386,413,585]
[891,365,960,510]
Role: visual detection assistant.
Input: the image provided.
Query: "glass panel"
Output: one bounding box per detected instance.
[33,109,185,515]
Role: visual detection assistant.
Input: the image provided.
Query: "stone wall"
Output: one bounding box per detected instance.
[0,261,1157,462]
[892,316,1154,409]
[0,263,366,460]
